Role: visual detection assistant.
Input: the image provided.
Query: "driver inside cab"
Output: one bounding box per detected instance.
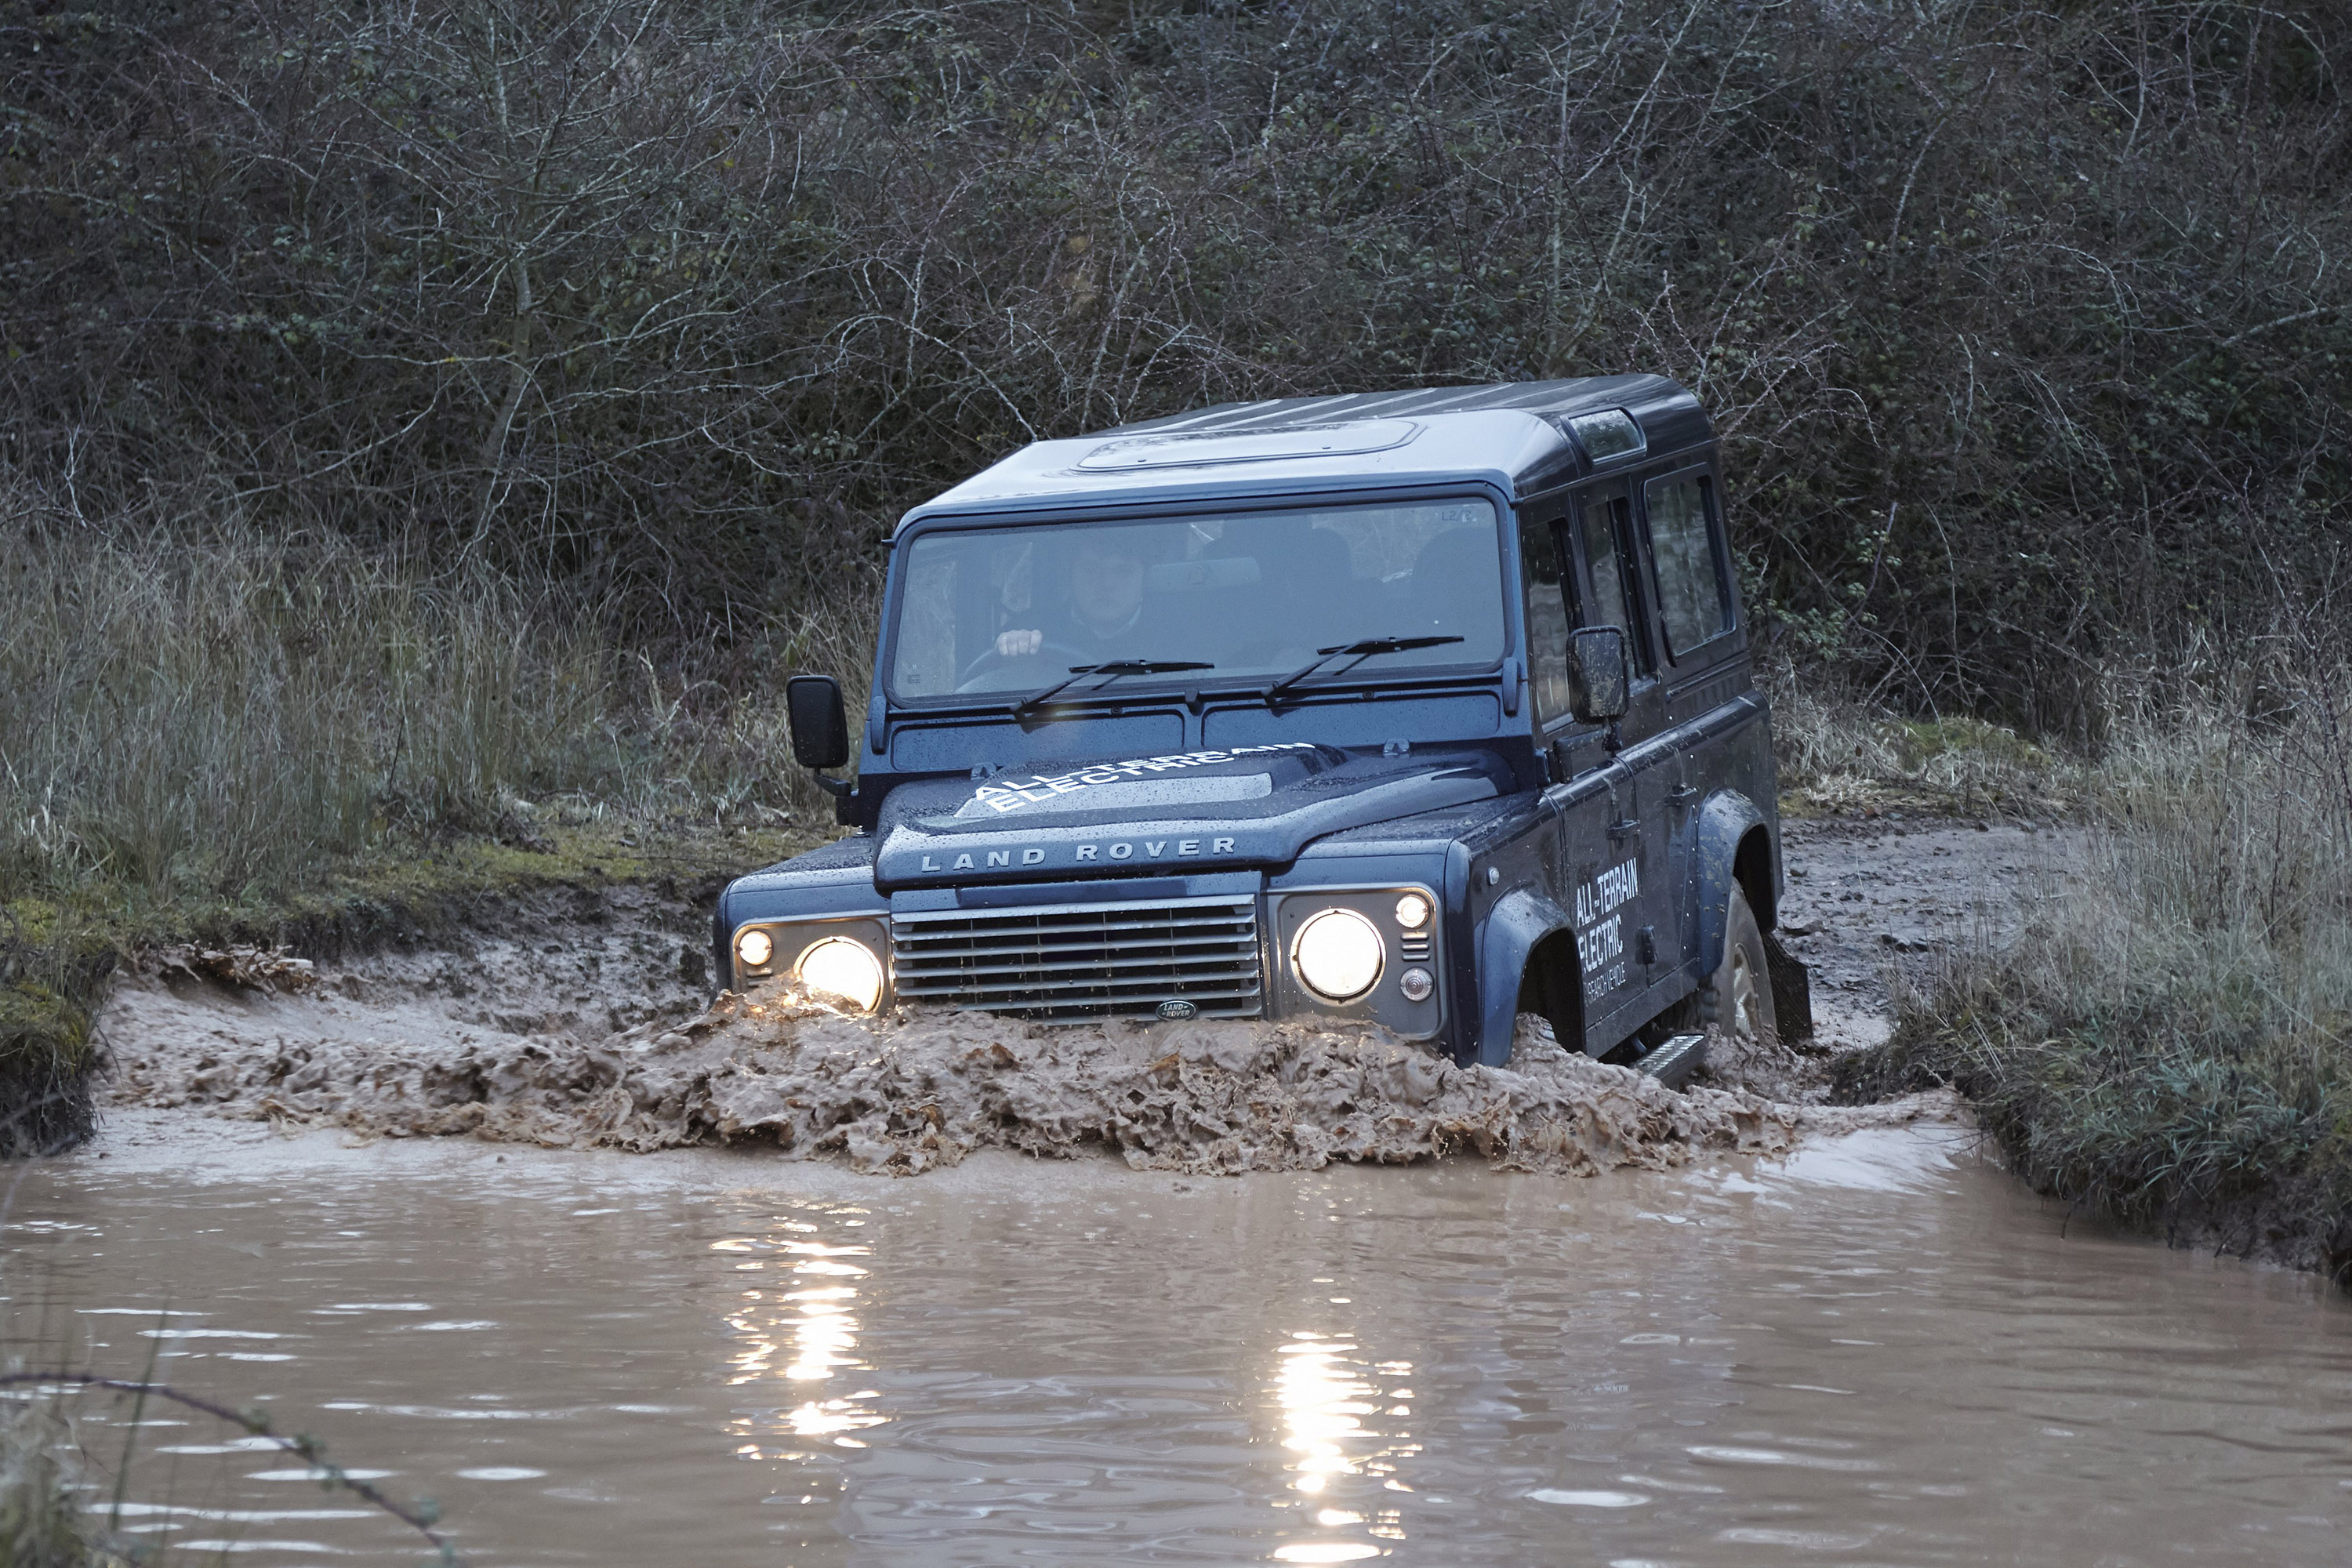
[993,532,1163,661]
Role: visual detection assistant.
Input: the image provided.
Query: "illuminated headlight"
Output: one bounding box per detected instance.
[736,929,774,968]
[1290,908,1385,1002]
[795,936,884,1013]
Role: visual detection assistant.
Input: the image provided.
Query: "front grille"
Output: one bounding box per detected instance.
[890,895,1264,1020]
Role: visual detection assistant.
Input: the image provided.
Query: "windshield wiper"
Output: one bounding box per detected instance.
[1014,659,1216,717]
[1267,636,1465,703]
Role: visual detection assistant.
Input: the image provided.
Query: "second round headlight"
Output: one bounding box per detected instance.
[795,936,884,1012]
[1291,907,1385,1002]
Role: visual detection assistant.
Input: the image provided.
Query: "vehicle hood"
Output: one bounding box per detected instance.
[872,742,1508,889]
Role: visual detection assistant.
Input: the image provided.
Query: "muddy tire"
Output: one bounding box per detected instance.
[1701,885,1777,1048]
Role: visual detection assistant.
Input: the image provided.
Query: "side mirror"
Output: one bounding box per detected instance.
[1569,626,1629,723]
[785,675,851,771]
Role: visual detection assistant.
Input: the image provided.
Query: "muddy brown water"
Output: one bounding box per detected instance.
[7,1118,2350,1566]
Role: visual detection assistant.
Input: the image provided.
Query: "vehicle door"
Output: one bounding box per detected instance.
[1635,463,1745,983]
[1552,478,1675,1044]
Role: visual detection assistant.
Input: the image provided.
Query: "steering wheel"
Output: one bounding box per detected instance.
[956,638,1097,690]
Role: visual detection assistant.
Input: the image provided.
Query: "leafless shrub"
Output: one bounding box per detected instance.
[3,0,2344,717]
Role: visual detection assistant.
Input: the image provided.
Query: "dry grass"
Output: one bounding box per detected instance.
[0,488,869,1145]
[1,491,872,908]
[1767,661,2078,820]
[0,1399,103,1567]
[2,514,604,901]
[1838,641,2352,1280]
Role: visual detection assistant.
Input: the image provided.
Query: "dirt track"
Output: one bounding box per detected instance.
[1775,814,2072,1051]
[93,812,2062,1172]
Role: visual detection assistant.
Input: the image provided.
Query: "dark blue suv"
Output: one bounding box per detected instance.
[714,376,1809,1077]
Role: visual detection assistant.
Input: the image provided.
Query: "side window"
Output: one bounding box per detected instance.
[1517,513,1573,722]
[1645,473,1733,659]
[1577,491,1653,677]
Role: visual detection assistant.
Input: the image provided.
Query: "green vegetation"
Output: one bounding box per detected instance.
[1836,641,2352,1282]
[0,928,111,1157]
[1772,668,2075,819]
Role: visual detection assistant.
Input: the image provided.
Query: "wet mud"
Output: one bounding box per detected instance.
[1773,815,2072,1051]
[102,959,1828,1177]
[93,820,2032,1177]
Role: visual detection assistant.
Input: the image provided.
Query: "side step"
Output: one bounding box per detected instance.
[1634,1032,1708,1091]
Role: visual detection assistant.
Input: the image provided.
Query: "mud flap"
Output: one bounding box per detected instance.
[1763,931,1813,1043]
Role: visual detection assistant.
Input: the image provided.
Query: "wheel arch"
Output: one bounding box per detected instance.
[1515,925,1588,1061]
[1473,886,1579,1067]
[1695,791,1777,979]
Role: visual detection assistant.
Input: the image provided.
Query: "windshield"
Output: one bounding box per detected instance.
[887,498,1505,699]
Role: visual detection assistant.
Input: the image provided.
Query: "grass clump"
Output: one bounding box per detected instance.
[1840,644,2352,1280]
[1769,663,2077,820]
[0,927,112,1157]
[0,1399,108,1567]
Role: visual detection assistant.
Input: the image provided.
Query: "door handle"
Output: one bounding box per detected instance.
[1668,783,1697,806]
[1607,818,1641,842]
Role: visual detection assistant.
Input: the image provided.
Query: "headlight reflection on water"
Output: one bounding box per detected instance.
[1273,1331,1415,1560]
[719,1211,888,1461]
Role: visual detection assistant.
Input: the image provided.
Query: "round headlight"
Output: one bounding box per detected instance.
[736,928,774,968]
[795,936,884,1012]
[1394,892,1431,931]
[1291,908,1385,1002]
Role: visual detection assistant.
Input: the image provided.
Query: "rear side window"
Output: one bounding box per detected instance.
[1645,474,1732,657]
[1518,514,1573,721]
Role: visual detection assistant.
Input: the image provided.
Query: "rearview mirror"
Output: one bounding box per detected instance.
[785,675,851,771]
[1569,626,1629,723]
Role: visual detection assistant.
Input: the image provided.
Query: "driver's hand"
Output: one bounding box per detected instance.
[995,629,1044,658]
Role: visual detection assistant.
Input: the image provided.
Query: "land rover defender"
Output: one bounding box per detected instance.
[713,376,1809,1078]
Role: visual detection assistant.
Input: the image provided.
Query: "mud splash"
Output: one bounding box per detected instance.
[108,968,1813,1175]
[98,874,1960,1176]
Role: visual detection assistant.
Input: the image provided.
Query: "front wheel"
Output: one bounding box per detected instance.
[1650,884,1777,1053]
[1703,884,1777,1047]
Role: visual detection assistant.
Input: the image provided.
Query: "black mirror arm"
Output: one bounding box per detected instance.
[805,768,861,827]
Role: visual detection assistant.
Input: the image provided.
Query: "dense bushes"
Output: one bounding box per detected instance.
[3,0,2348,720]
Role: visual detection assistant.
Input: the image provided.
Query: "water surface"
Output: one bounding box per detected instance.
[6,1122,2348,1565]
